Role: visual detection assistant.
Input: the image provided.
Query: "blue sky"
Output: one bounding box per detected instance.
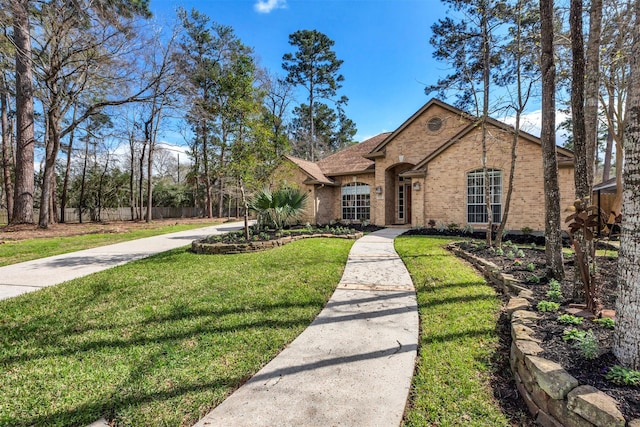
[151,0,452,142]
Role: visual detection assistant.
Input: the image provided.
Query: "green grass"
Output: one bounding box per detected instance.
[0,238,353,426]
[562,247,618,258]
[396,236,515,426]
[0,222,222,266]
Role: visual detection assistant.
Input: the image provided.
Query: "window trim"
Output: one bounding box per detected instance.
[341,182,371,221]
[466,169,502,224]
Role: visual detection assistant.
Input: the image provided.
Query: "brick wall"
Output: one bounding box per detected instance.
[269,161,316,224]
[422,126,575,232]
[319,174,375,224]
[271,102,576,232]
[373,104,470,225]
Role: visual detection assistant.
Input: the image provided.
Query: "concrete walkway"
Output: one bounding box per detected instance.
[194,228,418,427]
[0,221,244,301]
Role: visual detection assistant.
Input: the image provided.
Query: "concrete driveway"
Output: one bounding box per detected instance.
[0,221,245,301]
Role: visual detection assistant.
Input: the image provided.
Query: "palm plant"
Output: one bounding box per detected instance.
[249,187,309,230]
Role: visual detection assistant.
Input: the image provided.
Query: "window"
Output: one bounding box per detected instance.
[342,183,370,221]
[467,169,502,223]
[398,184,405,221]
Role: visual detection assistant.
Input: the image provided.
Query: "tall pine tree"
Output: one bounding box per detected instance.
[282,29,354,161]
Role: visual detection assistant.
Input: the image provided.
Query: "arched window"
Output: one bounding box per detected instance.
[467,169,502,223]
[342,183,370,221]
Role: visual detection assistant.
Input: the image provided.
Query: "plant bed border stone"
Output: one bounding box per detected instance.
[448,243,638,427]
[192,232,363,255]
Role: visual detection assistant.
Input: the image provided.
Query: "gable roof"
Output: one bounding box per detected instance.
[412,118,574,171]
[284,155,334,185]
[367,98,468,156]
[364,97,574,168]
[317,132,391,176]
[285,98,574,183]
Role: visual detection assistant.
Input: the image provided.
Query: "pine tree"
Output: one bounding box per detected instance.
[540,0,565,279]
[282,29,352,161]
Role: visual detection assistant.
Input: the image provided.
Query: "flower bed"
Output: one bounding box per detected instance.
[449,243,640,427]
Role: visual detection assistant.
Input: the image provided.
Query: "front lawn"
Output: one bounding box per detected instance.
[0,221,223,267]
[0,238,352,426]
[396,236,526,426]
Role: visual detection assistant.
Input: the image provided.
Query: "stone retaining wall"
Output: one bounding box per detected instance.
[448,244,638,427]
[192,232,363,255]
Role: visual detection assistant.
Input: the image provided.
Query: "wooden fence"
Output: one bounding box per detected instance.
[0,207,205,224]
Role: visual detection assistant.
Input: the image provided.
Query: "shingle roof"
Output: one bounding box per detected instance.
[592,177,617,193]
[317,132,392,175]
[284,155,334,184]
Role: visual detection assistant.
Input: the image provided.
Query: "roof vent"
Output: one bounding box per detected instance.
[427,116,443,133]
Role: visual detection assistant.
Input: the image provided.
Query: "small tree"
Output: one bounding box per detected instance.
[565,198,602,315]
[493,0,538,247]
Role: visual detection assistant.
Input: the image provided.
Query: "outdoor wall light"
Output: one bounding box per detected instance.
[413,182,421,191]
[375,186,383,194]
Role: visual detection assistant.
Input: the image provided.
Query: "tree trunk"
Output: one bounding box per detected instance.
[11,0,35,224]
[51,184,58,223]
[480,1,493,246]
[570,0,591,301]
[146,150,153,223]
[201,120,213,218]
[602,96,614,182]
[218,176,224,218]
[218,144,226,218]
[235,186,240,219]
[540,0,565,280]
[60,104,79,224]
[145,120,153,223]
[496,112,520,248]
[97,154,110,222]
[571,0,588,199]
[138,142,146,220]
[614,0,640,370]
[39,105,62,228]
[240,178,249,239]
[128,128,136,220]
[585,0,602,186]
[79,138,89,224]
[495,0,526,248]
[60,135,73,223]
[309,89,315,162]
[191,144,201,215]
[611,142,624,217]
[1,74,14,223]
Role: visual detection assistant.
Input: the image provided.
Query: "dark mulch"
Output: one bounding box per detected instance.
[455,239,640,422]
[405,227,548,246]
[203,223,384,244]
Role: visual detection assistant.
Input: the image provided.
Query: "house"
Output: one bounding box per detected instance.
[270,98,576,232]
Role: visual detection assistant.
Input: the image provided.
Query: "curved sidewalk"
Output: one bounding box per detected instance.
[0,221,244,301]
[194,228,418,427]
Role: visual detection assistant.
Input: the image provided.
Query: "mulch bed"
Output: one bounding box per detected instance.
[454,239,640,423]
[202,223,384,244]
